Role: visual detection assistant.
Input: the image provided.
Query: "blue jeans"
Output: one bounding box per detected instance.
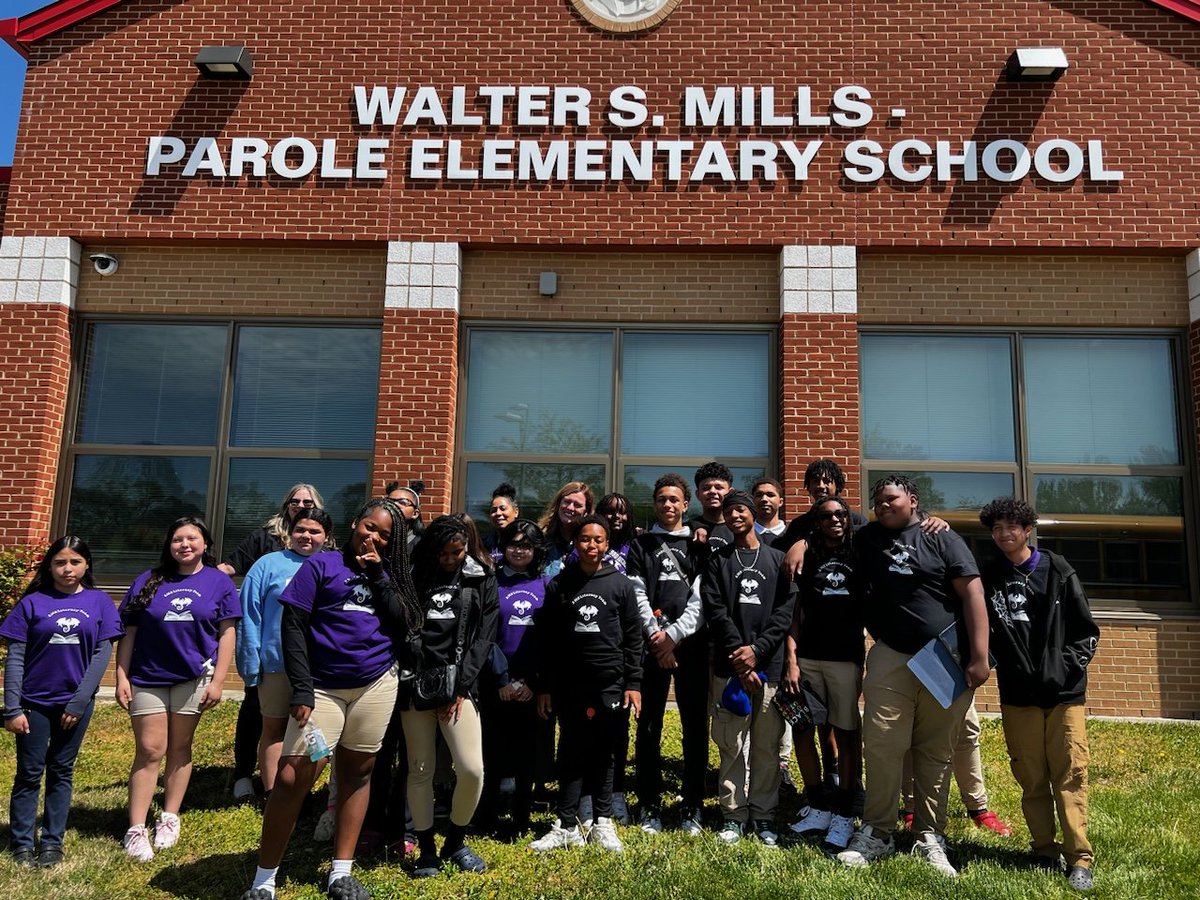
[9,701,94,851]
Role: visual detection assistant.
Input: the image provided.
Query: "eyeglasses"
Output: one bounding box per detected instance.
[394,498,415,508]
[506,543,533,552]
[817,510,848,521]
[287,499,316,508]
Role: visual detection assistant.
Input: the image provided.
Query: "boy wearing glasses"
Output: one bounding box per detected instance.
[979,498,1099,893]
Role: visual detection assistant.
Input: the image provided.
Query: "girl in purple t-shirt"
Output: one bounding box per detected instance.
[2,536,121,869]
[115,516,241,863]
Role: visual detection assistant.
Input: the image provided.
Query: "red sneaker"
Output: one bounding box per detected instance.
[898,810,914,829]
[970,809,1013,837]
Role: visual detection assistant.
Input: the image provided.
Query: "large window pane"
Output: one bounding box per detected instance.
[1034,474,1183,517]
[76,324,226,445]
[866,469,1015,512]
[66,454,211,575]
[230,327,380,450]
[223,458,370,555]
[1024,338,1180,465]
[623,464,766,532]
[464,331,612,454]
[464,462,606,540]
[621,333,770,457]
[861,335,1014,462]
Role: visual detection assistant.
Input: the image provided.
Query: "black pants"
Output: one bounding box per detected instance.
[478,691,549,828]
[233,686,260,781]
[10,701,93,851]
[555,697,625,827]
[636,635,710,809]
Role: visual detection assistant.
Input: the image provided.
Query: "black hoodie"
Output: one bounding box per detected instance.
[534,562,643,709]
[981,548,1100,708]
[702,541,796,680]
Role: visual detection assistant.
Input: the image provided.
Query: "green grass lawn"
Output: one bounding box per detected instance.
[1,704,1198,899]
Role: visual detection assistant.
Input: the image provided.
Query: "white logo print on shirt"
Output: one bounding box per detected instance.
[343,583,376,614]
[49,615,82,644]
[573,592,604,633]
[738,576,761,606]
[164,596,195,622]
[426,589,458,621]
[819,563,850,597]
[885,541,916,575]
[507,589,538,627]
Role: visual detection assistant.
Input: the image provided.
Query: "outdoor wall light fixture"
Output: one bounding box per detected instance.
[539,272,558,296]
[194,45,253,79]
[1005,47,1069,82]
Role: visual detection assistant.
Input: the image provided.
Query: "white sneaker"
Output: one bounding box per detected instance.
[578,795,593,829]
[679,807,704,836]
[232,777,255,802]
[789,805,832,835]
[312,807,335,842]
[529,822,585,852]
[588,817,623,854]
[610,792,630,825]
[638,808,663,834]
[123,825,154,862]
[754,820,779,847]
[716,820,743,844]
[836,825,895,868]
[824,814,855,851]
[153,813,180,850]
[912,834,958,878]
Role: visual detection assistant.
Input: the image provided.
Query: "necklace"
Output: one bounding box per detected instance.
[734,545,761,572]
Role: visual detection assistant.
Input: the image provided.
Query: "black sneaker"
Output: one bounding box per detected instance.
[410,853,442,879]
[11,848,35,868]
[443,843,487,873]
[36,846,64,869]
[327,874,371,900]
[1067,865,1094,892]
[240,890,275,900]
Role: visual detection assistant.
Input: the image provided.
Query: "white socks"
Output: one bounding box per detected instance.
[251,866,278,895]
[329,858,353,888]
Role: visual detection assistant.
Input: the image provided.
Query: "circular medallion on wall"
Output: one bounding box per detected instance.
[570,0,684,33]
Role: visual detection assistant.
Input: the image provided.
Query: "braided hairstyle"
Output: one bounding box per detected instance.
[807,495,856,563]
[869,473,927,521]
[412,514,494,594]
[126,516,217,613]
[348,498,422,637]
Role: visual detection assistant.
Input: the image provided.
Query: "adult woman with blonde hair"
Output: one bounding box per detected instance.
[537,481,595,580]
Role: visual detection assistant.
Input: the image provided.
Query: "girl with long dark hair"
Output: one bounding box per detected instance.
[116,516,241,862]
[2,536,121,868]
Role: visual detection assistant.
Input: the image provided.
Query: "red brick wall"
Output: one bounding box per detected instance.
[0,303,71,548]
[372,308,459,519]
[5,1,1200,247]
[0,172,10,235]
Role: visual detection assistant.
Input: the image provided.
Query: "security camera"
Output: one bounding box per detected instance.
[89,253,119,276]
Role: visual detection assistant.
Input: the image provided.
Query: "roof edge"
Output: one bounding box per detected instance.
[0,0,128,58]
[1146,0,1200,23]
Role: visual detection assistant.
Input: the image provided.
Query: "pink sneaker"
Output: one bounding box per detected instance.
[123,825,154,862]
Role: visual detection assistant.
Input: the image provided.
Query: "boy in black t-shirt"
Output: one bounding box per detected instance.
[702,491,796,847]
[627,473,707,836]
[836,475,989,879]
[979,498,1099,893]
[688,461,735,553]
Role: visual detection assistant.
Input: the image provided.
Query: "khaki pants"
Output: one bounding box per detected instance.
[902,701,988,812]
[402,698,484,831]
[1001,703,1093,868]
[862,640,974,841]
[710,675,785,824]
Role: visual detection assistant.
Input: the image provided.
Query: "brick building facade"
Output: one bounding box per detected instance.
[1,0,1199,715]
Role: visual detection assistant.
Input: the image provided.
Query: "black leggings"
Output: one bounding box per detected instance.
[233,686,261,781]
[555,698,626,827]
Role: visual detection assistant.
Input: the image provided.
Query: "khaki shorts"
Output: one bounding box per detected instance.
[282,666,398,756]
[130,675,210,717]
[258,672,292,719]
[798,658,863,732]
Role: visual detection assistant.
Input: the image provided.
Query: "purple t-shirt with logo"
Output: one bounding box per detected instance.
[0,587,123,707]
[496,568,546,679]
[119,566,241,687]
[278,550,395,689]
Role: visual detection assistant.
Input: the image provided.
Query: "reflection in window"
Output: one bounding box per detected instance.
[865,470,1015,512]
[464,462,606,539]
[622,464,766,532]
[66,455,210,574]
[76,324,226,446]
[1034,475,1183,517]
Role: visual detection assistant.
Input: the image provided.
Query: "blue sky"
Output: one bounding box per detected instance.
[1,1,54,167]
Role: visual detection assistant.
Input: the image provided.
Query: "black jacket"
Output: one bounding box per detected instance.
[411,556,498,702]
[982,549,1100,708]
[702,542,796,680]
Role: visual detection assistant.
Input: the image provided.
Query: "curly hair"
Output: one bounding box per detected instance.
[869,473,920,505]
[693,461,734,489]
[804,458,846,493]
[979,497,1038,530]
[653,472,691,504]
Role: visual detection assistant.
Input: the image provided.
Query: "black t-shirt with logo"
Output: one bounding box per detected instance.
[418,580,463,669]
[854,521,979,654]
[797,544,866,664]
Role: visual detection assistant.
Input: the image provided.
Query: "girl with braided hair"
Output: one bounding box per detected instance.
[241,498,420,900]
[403,514,498,878]
[116,517,240,862]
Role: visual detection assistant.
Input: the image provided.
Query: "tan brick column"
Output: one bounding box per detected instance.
[0,236,79,547]
[778,245,862,509]
[372,241,461,518]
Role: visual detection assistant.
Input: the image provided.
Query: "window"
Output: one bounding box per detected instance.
[61,321,381,577]
[861,331,1192,606]
[459,327,774,532]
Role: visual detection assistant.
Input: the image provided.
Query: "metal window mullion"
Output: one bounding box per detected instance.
[211,322,237,563]
[611,328,623,496]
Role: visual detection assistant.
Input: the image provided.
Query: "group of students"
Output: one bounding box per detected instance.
[1,460,1100,896]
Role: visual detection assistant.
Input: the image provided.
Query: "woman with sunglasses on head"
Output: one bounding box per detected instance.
[117,516,241,862]
[237,508,338,798]
[782,495,865,853]
[221,483,326,802]
[538,481,595,580]
[2,536,122,869]
[241,498,421,900]
[403,515,498,878]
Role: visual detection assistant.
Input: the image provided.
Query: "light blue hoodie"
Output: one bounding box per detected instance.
[236,549,308,686]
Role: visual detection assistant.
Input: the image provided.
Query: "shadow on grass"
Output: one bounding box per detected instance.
[56,801,128,840]
[150,847,330,899]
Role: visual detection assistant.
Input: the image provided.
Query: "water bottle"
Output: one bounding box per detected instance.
[303,722,333,762]
[653,608,670,630]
